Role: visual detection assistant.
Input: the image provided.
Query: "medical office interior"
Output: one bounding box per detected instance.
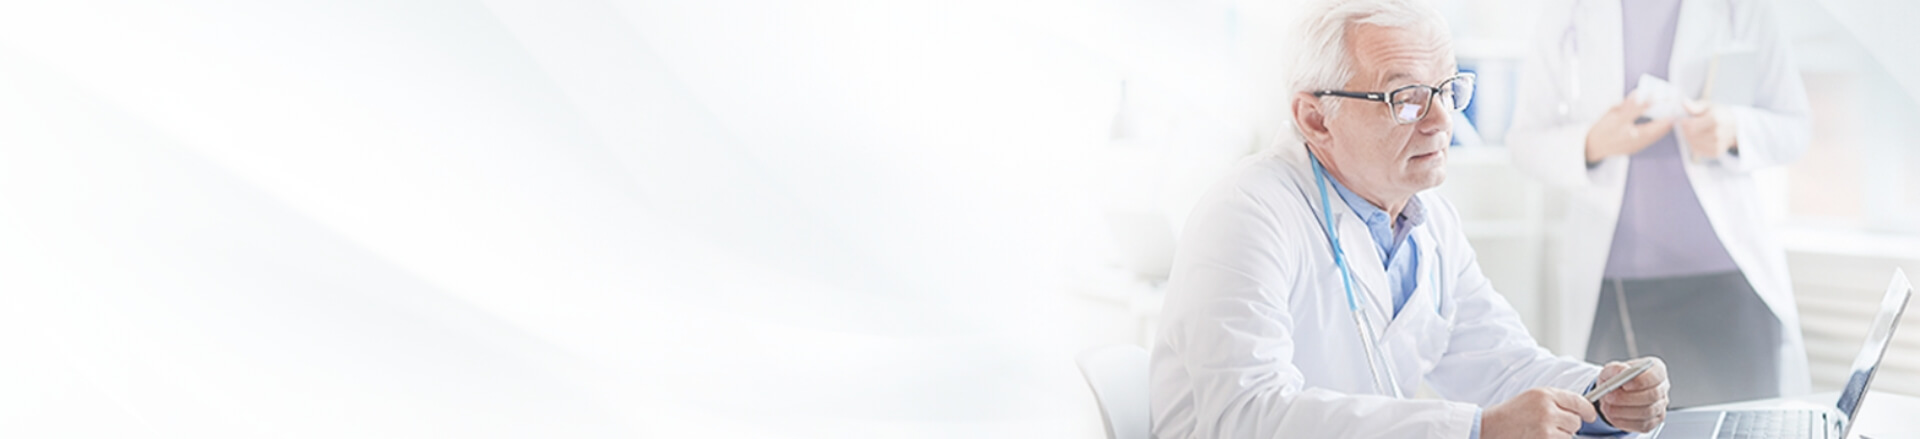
[0,0,1917,437]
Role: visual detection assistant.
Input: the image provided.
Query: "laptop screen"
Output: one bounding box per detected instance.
[1834,269,1913,420]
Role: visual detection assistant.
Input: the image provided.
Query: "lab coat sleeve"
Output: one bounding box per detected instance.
[1505,2,1612,190]
[1155,177,1477,439]
[1424,197,1602,407]
[1715,0,1811,173]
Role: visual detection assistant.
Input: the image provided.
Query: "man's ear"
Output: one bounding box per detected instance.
[1293,91,1334,147]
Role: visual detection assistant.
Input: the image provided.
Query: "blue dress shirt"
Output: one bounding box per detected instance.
[1325,174,1422,316]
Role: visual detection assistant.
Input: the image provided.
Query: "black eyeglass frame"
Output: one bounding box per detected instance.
[1311,72,1476,125]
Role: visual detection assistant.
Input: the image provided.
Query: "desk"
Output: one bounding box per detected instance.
[1594,391,1920,438]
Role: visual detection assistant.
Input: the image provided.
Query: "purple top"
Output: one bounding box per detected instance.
[1604,0,1739,279]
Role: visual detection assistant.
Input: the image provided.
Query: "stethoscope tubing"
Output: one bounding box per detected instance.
[1310,152,1416,399]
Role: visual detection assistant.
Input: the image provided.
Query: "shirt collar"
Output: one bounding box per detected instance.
[1322,165,1428,249]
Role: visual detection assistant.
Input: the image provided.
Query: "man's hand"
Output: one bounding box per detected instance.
[1679,101,1737,161]
[1482,387,1597,439]
[1585,97,1677,163]
[1595,357,1671,433]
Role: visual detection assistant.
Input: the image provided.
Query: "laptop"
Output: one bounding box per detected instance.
[1644,269,1913,439]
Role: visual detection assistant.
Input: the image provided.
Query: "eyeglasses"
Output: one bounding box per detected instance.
[1312,73,1475,125]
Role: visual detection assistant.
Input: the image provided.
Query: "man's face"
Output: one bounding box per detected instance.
[1310,24,1455,199]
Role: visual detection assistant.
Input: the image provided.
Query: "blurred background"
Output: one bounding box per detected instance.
[0,0,1915,437]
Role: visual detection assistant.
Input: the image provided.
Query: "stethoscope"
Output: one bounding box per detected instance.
[1544,1,1588,116]
[1308,151,1446,399]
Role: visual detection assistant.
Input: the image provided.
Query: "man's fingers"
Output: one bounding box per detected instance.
[1551,410,1585,435]
[1596,361,1627,382]
[1615,357,1670,392]
[1553,389,1599,422]
[1608,413,1653,424]
[1622,369,1666,391]
[1636,358,1670,388]
[1604,405,1668,433]
[1603,388,1665,406]
[1602,399,1668,417]
[1596,358,1670,434]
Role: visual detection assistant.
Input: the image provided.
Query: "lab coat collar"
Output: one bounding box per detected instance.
[1325,170,1429,261]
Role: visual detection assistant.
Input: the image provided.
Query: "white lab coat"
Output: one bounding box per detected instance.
[1506,0,1811,397]
[1149,145,1600,439]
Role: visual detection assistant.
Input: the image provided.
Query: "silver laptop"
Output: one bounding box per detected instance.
[1645,269,1912,439]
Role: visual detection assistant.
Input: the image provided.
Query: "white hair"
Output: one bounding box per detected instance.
[1261,0,1451,147]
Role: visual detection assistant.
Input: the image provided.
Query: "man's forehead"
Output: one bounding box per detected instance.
[1355,50,1453,86]
[1377,66,1455,85]
[1347,24,1453,83]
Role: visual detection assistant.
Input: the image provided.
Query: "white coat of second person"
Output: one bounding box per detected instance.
[1506,0,1811,401]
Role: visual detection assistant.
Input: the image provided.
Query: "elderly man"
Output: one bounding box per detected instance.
[1147,0,1671,438]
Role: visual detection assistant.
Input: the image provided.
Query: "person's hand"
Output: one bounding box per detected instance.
[1594,357,1671,433]
[1679,101,1737,161]
[1584,97,1677,163]
[1482,387,1597,439]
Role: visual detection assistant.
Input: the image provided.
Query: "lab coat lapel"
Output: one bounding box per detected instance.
[1378,216,1451,385]
[1668,0,1728,102]
[1384,222,1444,337]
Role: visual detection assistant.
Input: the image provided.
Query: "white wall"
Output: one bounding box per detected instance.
[0,1,1130,437]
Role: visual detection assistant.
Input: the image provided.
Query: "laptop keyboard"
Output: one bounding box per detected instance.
[1714,410,1829,439]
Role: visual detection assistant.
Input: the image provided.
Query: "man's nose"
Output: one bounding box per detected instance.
[1415,102,1451,136]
